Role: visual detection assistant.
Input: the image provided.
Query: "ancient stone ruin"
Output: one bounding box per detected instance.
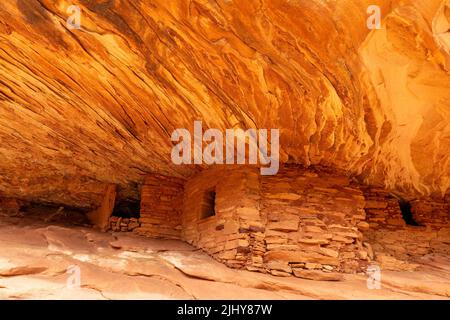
[0,0,449,299]
[125,165,448,280]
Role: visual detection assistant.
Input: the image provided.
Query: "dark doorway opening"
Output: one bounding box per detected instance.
[112,200,140,219]
[398,199,420,226]
[200,188,216,219]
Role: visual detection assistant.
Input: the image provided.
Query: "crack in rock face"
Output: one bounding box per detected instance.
[0,0,448,208]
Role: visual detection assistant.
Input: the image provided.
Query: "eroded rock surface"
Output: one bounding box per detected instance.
[0,217,449,300]
[0,0,448,207]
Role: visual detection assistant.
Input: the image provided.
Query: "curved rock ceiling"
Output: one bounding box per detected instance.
[0,0,449,207]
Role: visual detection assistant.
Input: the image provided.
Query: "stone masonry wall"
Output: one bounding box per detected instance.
[410,199,450,256]
[182,166,262,269]
[181,165,371,278]
[362,188,450,261]
[135,174,184,239]
[261,166,370,277]
[411,199,449,229]
[139,167,449,277]
[362,187,406,229]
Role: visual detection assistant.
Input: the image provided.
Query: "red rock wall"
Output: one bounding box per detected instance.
[411,200,449,229]
[362,188,450,260]
[181,166,370,276]
[261,166,369,276]
[136,174,184,239]
[139,168,449,275]
[410,199,450,256]
[362,187,406,229]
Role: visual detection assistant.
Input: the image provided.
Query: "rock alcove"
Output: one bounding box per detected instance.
[0,0,449,299]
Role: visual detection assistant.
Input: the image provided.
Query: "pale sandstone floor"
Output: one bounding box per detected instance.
[0,216,449,300]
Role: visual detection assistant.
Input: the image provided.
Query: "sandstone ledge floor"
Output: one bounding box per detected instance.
[0,216,449,300]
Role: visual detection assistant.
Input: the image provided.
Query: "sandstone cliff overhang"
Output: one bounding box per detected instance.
[0,0,449,208]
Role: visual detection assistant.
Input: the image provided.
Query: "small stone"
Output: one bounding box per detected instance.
[266,261,292,273]
[292,269,343,281]
[270,270,292,277]
[357,221,370,230]
[305,263,322,270]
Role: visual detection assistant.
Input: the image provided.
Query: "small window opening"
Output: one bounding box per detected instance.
[200,188,216,219]
[398,199,419,226]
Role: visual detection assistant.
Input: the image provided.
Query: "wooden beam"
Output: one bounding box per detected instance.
[87,184,116,232]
